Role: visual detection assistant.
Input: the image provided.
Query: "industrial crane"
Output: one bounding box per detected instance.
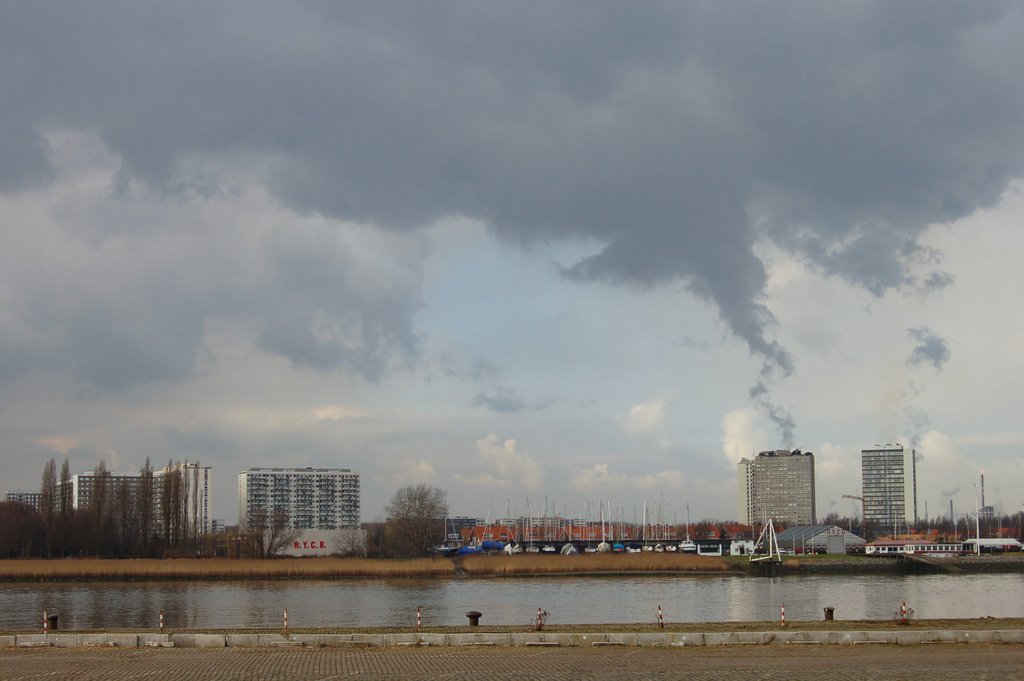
[842,494,864,520]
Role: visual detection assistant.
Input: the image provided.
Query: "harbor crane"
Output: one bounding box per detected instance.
[842,494,864,529]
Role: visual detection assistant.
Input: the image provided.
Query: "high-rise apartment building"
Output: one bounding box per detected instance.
[238,467,360,530]
[737,449,816,526]
[4,490,41,511]
[69,462,212,536]
[861,444,917,534]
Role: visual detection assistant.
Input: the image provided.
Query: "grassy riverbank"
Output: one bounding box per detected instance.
[0,554,733,582]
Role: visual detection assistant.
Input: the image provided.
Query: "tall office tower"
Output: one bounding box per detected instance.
[238,467,360,530]
[737,459,754,524]
[737,449,816,526]
[861,444,917,534]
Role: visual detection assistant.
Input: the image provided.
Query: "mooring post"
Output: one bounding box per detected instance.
[160,609,165,634]
[780,602,786,627]
[658,604,664,629]
[416,606,421,630]
[284,608,289,636]
[43,610,48,635]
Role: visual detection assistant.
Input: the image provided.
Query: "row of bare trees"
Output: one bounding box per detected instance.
[1,457,211,558]
[4,469,456,559]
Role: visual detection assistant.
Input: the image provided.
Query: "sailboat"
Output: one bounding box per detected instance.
[596,501,612,552]
[679,503,697,553]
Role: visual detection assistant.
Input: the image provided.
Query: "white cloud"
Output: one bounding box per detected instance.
[570,463,684,492]
[472,434,543,491]
[620,399,665,436]
[312,405,371,422]
[390,459,438,486]
[720,408,767,467]
[814,442,854,481]
[452,472,514,489]
[35,435,79,456]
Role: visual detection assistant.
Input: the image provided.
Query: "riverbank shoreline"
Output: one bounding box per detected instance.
[6,617,1024,636]
[4,618,1024,649]
[2,553,1022,581]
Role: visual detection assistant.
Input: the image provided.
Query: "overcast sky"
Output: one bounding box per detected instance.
[3,2,1023,526]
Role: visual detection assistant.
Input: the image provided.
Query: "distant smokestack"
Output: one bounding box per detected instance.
[949,499,954,525]
[980,469,986,510]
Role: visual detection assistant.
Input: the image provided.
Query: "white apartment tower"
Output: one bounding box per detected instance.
[68,462,212,536]
[737,449,816,526]
[238,467,360,530]
[861,444,917,534]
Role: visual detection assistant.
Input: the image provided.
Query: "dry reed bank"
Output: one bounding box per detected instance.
[0,553,732,582]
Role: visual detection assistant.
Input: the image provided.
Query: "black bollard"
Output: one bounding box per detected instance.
[48,614,59,631]
[823,606,834,621]
[465,611,482,626]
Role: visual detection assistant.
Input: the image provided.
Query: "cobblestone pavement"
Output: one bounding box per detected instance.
[2,645,1023,680]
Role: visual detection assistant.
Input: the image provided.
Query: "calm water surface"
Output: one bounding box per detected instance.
[2,574,1021,630]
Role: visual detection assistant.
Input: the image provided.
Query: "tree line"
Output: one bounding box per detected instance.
[2,460,451,560]
[1,457,210,559]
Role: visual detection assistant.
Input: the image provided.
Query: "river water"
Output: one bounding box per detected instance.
[2,574,1021,631]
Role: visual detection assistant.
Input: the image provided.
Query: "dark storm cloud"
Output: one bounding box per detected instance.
[1,2,1021,402]
[254,227,420,380]
[907,327,951,372]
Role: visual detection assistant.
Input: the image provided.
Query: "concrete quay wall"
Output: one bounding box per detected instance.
[3,628,1024,649]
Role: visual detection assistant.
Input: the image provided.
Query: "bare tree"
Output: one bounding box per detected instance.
[115,477,138,556]
[139,458,154,555]
[39,458,57,556]
[178,461,191,550]
[384,484,448,557]
[190,463,199,549]
[243,509,302,558]
[90,460,111,556]
[159,460,179,551]
[58,458,72,555]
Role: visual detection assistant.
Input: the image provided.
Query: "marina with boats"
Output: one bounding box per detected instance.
[432,502,743,557]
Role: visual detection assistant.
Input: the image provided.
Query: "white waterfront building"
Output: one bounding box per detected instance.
[237,467,360,531]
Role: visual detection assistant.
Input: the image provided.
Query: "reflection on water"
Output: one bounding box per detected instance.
[2,573,1022,630]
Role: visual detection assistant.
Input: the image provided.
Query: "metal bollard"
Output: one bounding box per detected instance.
[897,601,912,625]
[47,613,59,631]
[465,611,482,626]
[657,604,664,629]
[823,606,834,621]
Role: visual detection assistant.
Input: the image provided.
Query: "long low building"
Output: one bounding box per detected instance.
[963,538,1023,553]
[776,525,865,554]
[278,528,367,557]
